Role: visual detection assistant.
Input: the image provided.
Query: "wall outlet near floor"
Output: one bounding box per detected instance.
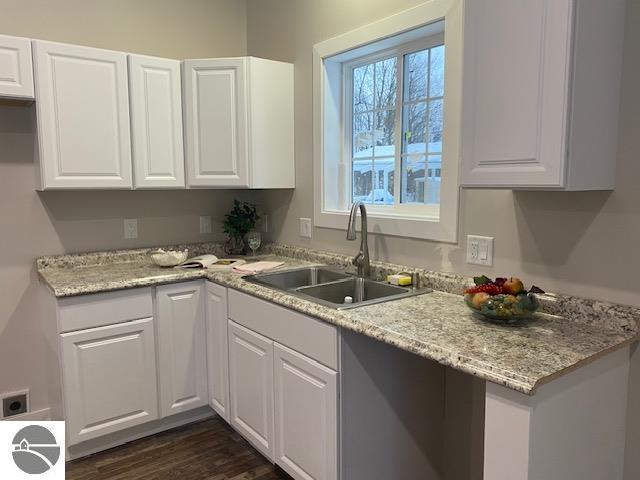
[299,218,312,238]
[1,390,29,418]
[199,215,212,234]
[466,235,494,266]
[124,218,138,239]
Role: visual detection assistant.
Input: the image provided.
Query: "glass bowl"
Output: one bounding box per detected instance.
[464,292,539,325]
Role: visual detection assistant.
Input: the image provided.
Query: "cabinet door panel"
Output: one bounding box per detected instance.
[274,343,338,480]
[206,282,230,421]
[460,0,572,187]
[228,320,275,461]
[33,40,132,189]
[157,281,207,417]
[129,54,185,188]
[183,58,249,187]
[61,318,158,445]
[0,34,33,99]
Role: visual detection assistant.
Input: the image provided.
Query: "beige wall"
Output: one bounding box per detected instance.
[0,0,251,415]
[245,0,640,477]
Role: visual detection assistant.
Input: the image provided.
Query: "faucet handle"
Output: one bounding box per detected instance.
[352,252,363,267]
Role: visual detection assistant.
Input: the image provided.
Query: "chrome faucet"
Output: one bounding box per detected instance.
[346,201,370,277]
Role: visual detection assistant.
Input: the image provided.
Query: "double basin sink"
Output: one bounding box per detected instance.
[244,266,430,310]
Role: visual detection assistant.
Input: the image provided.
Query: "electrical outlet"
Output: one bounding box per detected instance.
[199,216,212,234]
[1,390,29,418]
[466,235,494,266]
[124,218,138,239]
[299,218,312,238]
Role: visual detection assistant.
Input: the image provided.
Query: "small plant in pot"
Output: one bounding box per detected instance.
[223,200,260,255]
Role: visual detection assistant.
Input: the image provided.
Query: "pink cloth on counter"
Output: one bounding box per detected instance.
[233,261,285,274]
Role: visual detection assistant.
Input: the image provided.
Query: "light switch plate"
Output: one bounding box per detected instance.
[124,218,138,239]
[199,216,212,234]
[467,235,494,266]
[299,218,312,238]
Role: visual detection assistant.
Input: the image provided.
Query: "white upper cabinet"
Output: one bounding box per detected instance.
[460,0,626,190]
[128,54,185,189]
[156,281,208,417]
[182,56,294,189]
[0,34,34,99]
[33,40,133,189]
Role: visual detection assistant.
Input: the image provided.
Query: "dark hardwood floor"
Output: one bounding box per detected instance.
[66,417,291,480]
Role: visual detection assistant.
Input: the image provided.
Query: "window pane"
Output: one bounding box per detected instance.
[427,99,443,152]
[374,109,395,156]
[353,113,373,157]
[353,64,373,113]
[372,158,395,205]
[429,45,445,98]
[404,50,428,101]
[401,155,426,204]
[403,102,426,155]
[374,58,397,109]
[426,154,442,204]
[353,159,373,203]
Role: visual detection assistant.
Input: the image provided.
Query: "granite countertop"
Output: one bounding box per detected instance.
[37,242,639,395]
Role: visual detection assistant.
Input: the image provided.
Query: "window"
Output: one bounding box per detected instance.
[313,0,462,242]
[349,42,445,208]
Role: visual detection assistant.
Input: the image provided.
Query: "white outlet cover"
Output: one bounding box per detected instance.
[124,218,138,239]
[199,216,212,234]
[299,218,312,238]
[467,235,494,266]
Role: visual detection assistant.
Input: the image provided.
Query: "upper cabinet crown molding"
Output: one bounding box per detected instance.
[460,0,626,190]
[128,54,185,189]
[0,34,34,99]
[182,56,295,189]
[33,40,133,190]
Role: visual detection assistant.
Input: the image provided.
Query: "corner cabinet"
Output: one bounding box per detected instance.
[128,54,185,189]
[156,281,208,417]
[0,34,34,99]
[205,281,230,421]
[460,0,626,190]
[32,40,133,190]
[182,56,295,189]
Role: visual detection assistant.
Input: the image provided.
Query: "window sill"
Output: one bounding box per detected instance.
[315,208,457,243]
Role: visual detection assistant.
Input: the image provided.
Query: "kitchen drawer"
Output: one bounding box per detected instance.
[228,289,338,370]
[58,288,153,333]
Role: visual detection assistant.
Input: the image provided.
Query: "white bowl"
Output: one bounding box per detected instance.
[150,249,188,267]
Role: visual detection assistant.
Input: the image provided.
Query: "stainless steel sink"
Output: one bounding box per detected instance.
[244,266,430,310]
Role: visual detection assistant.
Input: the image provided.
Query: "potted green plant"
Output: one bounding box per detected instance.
[223,200,260,255]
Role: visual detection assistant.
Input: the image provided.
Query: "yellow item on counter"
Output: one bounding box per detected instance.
[387,273,412,286]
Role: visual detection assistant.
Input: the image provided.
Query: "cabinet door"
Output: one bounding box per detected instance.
[33,40,132,189]
[228,320,275,461]
[274,343,338,480]
[61,318,158,445]
[156,281,208,417]
[128,54,185,189]
[206,282,230,421]
[0,34,33,99]
[182,58,249,188]
[460,0,573,188]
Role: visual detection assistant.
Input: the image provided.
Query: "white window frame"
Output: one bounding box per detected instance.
[313,0,462,242]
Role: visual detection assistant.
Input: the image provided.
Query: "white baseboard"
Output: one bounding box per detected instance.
[65,406,216,461]
[2,408,51,421]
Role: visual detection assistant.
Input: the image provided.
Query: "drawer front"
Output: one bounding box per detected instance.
[58,288,153,333]
[228,289,338,370]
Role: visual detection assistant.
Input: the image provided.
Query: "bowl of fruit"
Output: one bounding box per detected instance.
[464,276,544,325]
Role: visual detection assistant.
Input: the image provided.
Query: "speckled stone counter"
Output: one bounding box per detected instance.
[37,242,639,395]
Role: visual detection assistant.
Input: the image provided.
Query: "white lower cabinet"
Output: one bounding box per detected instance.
[206,281,230,421]
[274,343,338,480]
[61,318,159,445]
[228,320,276,461]
[156,281,208,417]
